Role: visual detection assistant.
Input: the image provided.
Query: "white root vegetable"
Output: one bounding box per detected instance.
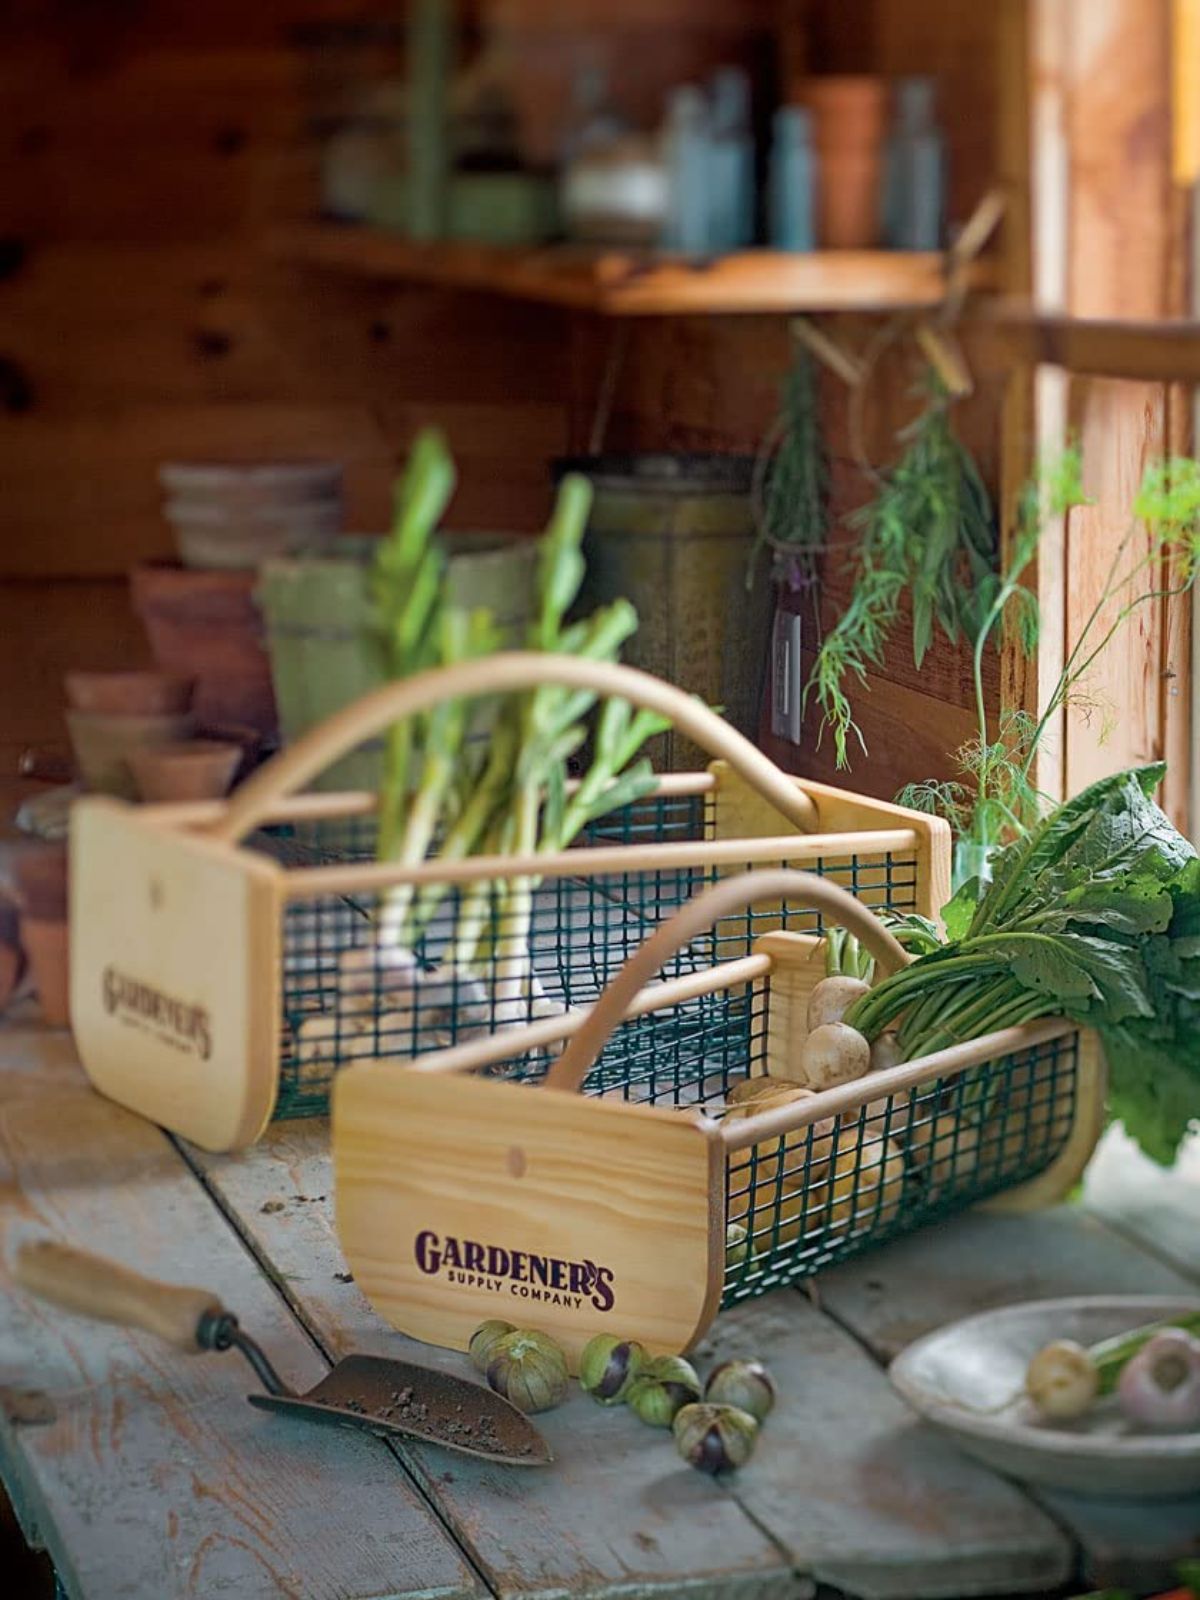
[725,1084,837,1220]
[797,1022,870,1090]
[726,1073,803,1107]
[1025,1339,1099,1421]
[336,945,418,1014]
[869,1031,903,1074]
[827,1134,906,1236]
[1116,1329,1200,1431]
[806,976,871,1032]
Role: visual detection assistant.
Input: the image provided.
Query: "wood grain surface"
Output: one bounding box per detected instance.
[0,1028,480,1600]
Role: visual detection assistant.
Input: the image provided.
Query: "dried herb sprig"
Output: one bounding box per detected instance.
[805,391,997,767]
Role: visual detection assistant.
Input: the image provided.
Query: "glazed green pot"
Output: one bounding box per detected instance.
[258,534,537,796]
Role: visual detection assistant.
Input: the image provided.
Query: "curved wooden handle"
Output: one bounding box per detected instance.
[544,869,911,1093]
[209,652,819,846]
[15,1241,224,1353]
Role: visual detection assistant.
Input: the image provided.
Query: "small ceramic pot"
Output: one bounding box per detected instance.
[66,709,195,799]
[129,563,278,737]
[65,670,195,716]
[129,739,243,803]
[801,76,888,248]
[20,916,69,1027]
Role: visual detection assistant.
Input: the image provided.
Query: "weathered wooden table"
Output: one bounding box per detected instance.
[2,1013,1198,1600]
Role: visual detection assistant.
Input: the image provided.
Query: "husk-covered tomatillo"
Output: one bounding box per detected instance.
[626,1355,702,1427]
[673,1403,759,1474]
[469,1319,516,1374]
[578,1334,647,1405]
[704,1359,776,1423]
[485,1329,569,1414]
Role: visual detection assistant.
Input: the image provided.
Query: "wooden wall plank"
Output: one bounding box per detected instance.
[0,581,149,781]
[1,0,1017,817]
[1049,0,1190,813]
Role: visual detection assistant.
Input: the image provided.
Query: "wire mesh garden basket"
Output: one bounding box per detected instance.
[332,870,1106,1367]
[70,655,950,1153]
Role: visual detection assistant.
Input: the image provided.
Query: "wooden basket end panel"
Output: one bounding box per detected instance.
[708,759,814,842]
[753,932,825,1081]
[707,760,948,924]
[333,1068,725,1369]
[982,1027,1107,1213]
[69,799,282,1152]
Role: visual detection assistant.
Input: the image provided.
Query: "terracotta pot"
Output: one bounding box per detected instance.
[802,76,889,134]
[65,670,194,716]
[815,147,886,248]
[801,76,888,247]
[66,709,195,799]
[129,563,278,737]
[21,916,69,1027]
[13,843,69,922]
[165,500,343,571]
[130,739,243,803]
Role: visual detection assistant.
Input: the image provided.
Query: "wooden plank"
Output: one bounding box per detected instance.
[693,1295,1070,1600]
[0,581,148,772]
[1054,0,1189,809]
[763,667,980,799]
[0,1035,481,1600]
[1082,1124,1200,1284]
[183,1120,801,1600]
[986,311,1200,382]
[814,1204,1200,1591]
[185,1117,1077,1600]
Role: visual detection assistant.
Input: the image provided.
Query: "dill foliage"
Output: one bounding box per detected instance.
[805,393,996,768]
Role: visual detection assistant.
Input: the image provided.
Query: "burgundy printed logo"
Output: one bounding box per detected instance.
[414,1230,615,1312]
[102,967,212,1061]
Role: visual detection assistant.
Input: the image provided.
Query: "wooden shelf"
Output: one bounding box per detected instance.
[275,224,992,317]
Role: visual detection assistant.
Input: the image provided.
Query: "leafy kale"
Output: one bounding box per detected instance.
[847,765,1200,1165]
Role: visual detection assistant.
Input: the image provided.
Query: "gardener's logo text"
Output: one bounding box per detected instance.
[414,1230,615,1312]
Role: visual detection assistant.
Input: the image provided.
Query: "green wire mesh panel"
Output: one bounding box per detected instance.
[719,1004,1080,1305]
[263,789,923,1118]
[556,977,1080,1302]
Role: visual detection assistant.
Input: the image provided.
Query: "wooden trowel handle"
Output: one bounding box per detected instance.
[15,1241,225,1352]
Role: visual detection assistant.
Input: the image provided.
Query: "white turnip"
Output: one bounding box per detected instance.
[798,1022,870,1090]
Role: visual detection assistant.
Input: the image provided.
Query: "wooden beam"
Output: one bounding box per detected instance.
[985,311,1200,383]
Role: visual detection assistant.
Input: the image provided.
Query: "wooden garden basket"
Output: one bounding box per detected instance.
[332,870,1106,1369]
[70,654,949,1154]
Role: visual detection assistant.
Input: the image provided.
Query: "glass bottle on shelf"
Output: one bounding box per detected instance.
[709,67,755,251]
[661,85,712,254]
[768,105,815,252]
[884,76,945,250]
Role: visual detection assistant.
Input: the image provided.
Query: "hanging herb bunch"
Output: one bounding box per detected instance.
[749,344,828,597]
[804,376,998,769]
